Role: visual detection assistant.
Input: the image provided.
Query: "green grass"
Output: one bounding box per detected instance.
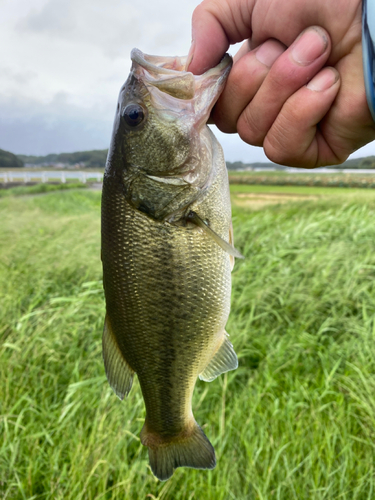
[229,183,375,196]
[228,170,375,189]
[0,182,88,198]
[2,188,375,499]
[227,169,375,176]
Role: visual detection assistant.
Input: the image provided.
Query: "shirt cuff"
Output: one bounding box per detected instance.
[363,0,375,122]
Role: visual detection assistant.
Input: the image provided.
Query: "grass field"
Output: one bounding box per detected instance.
[2,186,375,499]
[228,170,375,189]
[0,182,88,198]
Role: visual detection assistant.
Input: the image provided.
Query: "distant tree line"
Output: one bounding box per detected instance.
[226,161,285,170]
[1,147,375,170]
[0,149,23,168]
[356,156,375,169]
[16,149,109,168]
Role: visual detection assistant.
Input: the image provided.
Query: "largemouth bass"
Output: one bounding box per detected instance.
[101,48,241,481]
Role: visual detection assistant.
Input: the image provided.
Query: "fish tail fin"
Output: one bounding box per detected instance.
[140,420,216,481]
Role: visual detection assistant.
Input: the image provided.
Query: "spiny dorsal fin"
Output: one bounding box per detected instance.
[187,211,244,259]
[199,333,238,382]
[102,314,134,400]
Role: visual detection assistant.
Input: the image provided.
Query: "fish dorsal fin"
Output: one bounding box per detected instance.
[151,74,195,99]
[199,332,238,382]
[187,211,244,259]
[102,314,134,400]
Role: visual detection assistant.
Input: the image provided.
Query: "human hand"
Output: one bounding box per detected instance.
[188,0,375,168]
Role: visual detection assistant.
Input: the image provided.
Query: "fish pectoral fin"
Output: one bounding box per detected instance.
[102,314,134,400]
[187,211,244,259]
[229,221,235,270]
[199,332,238,382]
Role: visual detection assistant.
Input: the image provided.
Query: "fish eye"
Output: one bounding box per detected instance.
[122,103,146,128]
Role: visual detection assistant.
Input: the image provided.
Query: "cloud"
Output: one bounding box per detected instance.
[0,88,270,162]
[0,0,202,155]
[0,117,112,157]
[3,0,374,162]
[17,0,193,59]
[18,0,76,35]
[1,67,38,86]
[0,93,114,155]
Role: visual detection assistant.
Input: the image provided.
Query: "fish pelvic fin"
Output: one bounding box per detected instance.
[102,314,134,400]
[141,421,216,481]
[199,332,238,382]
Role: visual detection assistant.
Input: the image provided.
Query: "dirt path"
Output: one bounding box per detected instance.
[232,192,319,209]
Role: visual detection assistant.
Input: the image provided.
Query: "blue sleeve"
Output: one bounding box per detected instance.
[363,0,375,122]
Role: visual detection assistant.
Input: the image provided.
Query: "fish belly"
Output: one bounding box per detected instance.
[102,187,231,434]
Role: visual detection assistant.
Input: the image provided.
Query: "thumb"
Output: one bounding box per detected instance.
[187,0,254,75]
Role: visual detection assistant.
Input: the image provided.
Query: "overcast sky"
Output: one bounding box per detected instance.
[1,0,375,163]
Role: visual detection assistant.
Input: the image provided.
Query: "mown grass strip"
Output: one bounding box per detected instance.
[229,172,375,189]
[0,182,88,198]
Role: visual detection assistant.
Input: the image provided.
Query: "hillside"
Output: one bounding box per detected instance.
[18,149,108,169]
[0,149,24,168]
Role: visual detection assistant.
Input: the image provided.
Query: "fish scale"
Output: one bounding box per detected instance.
[101,49,240,481]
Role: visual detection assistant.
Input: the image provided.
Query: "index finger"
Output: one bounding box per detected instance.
[188,0,253,75]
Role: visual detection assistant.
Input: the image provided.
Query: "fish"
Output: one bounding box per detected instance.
[101,48,242,481]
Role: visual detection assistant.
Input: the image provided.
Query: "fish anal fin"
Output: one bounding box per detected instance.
[140,421,216,481]
[199,332,238,382]
[102,314,134,400]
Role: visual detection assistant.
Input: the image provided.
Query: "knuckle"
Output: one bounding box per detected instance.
[267,62,297,93]
[191,2,204,19]
[263,121,301,166]
[232,55,268,88]
[237,108,265,147]
[192,0,226,23]
[263,142,291,166]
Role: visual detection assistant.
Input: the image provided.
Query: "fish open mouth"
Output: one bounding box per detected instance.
[131,49,190,74]
[131,48,231,77]
[130,48,232,101]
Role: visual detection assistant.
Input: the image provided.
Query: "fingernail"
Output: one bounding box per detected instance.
[291,27,328,65]
[186,40,195,71]
[306,68,339,91]
[256,40,285,67]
